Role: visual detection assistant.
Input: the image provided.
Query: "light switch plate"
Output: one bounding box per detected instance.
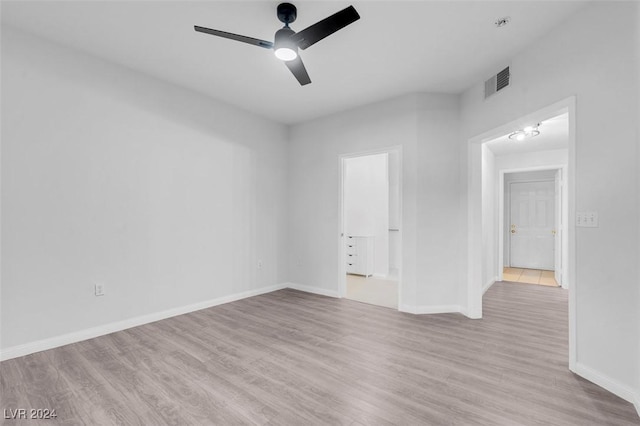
[94,283,105,296]
[576,211,598,227]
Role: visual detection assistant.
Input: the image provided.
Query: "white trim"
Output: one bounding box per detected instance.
[574,363,640,410]
[483,277,497,294]
[0,283,287,361]
[414,305,463,315]
[566,97,577,371]
[285,282,340,298]
[458,305,469,317]
[400,304,463,315]
[398,304,416,314]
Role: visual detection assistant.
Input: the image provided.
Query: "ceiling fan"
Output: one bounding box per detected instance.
[194,3,360,86]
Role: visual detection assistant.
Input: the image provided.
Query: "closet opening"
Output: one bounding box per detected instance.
[339,148,402,309]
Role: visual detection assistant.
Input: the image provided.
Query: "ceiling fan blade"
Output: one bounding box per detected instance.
[290,5,360,50]
[194,26,273,49]
[284,56,311,86]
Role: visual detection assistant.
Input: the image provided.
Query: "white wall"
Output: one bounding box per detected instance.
[1,28,288,352]
[288,94,419,307]
[415,95,463,309]
[288,93,461,312]
[344,153,389,276]
[461,2,639,403]
[495,149,568,172]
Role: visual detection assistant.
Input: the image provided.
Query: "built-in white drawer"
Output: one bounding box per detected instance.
[345,235,374,277]
[346,259,358,274]
[346,236,358,254]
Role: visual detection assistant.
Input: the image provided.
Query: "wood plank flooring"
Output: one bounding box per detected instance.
[1,282,639,425]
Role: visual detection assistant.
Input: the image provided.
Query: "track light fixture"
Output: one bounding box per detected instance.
[509,123,541,141]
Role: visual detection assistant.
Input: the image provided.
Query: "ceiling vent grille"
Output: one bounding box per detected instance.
[484,66,510,99]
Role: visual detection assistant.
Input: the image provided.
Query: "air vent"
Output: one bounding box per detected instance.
[484,66,510,99]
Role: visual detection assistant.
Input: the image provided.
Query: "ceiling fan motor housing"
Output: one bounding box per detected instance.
[277,3,297,25]
[275,27,295,44]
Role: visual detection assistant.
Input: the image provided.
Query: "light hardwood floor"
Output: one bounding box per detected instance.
[345,274,398,309]
[1,283,638,425]
[503,267,559,286]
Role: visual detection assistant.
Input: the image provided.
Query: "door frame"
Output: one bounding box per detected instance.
[498,167,568,286]
[466,96,576,370]
[338,146,403,310]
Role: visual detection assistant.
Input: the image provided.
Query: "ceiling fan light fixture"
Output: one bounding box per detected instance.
[274,27,298,61]
[275,47,297,61]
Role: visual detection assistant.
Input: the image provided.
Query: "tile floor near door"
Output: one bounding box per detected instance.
[504,267,559,286]
[346,274,398,309]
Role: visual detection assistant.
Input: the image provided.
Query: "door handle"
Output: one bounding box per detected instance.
[510,224,516,234]
[552,230,556,235]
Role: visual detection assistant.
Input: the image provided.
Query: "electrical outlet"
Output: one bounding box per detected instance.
[94,283,105,296]
[257,260,263,269]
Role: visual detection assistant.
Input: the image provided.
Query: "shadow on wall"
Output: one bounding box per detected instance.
[1,26,286,148]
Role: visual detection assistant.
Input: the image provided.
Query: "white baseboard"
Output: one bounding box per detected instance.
[399,304,462,315]
[574,362,639,411]
[415,304,463,314]
[483,277,497,294]
[458,305,469,317]
[398,304,416,314]
[0,283,287,361]
[285,282,340,298]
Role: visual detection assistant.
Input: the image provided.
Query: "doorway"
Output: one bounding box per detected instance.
[467,96,576,368]
[502,169,564,287]
[339,148,401,309]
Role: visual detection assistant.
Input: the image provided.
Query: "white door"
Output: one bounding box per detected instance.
[509,181,555,270]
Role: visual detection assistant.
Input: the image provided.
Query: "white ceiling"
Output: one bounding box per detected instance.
[485,113,568,157]
[1,1,589,124]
